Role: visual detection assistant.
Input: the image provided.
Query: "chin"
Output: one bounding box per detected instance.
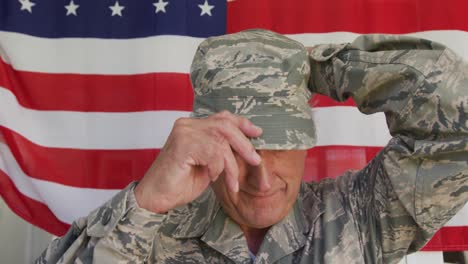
[240,205,288,229]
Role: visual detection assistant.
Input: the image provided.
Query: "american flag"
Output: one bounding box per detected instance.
[0,0,466,251]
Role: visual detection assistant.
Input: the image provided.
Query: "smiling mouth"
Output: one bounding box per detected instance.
[241,190,279,198]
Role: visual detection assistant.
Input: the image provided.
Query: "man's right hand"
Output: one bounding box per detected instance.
[134,111,263,214]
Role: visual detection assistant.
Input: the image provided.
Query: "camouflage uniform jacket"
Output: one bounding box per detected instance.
[36,34,468,264]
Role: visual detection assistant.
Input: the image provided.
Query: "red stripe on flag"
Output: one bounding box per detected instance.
[2,126,156,189]
[0,59,351,111]
[227,0,468,34]
[422,227,468,251]
[304,145,381,182]
[0,59,193,112]
[311,94,356,107]
[0,170,70,236]
[2,126,382,189]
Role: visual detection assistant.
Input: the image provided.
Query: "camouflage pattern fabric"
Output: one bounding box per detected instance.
[35,31,468,264]
[190,29,316,149]
[35,182,166,264]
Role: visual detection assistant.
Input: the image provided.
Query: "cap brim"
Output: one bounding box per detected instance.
[247,114,316,150]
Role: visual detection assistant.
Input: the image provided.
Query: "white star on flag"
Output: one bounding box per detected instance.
[198,0,214,16]
[65,0,79,16]
[19,0,36,13]
[153,0,169,14]
[109,1,125,17]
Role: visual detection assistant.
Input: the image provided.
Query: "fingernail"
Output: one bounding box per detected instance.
[253,125,263,133]
[252,151,261,164]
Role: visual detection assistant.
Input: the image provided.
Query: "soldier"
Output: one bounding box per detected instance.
[36,30,467,264]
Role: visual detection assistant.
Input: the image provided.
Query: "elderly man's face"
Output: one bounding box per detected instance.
[211,150,306,229]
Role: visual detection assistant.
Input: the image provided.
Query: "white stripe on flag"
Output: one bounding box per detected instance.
[446,203,468,226]
[0,30,467,75]
[0,31,203,74]
[0,88,391,149]
[313,107,391,147]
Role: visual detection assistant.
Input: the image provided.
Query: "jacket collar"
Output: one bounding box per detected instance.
[254,198,309,263]
[200,208,251,263]
[168,188,251,263]
[255,182,326,263]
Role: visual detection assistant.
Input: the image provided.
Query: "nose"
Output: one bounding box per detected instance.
[246,150,273,193]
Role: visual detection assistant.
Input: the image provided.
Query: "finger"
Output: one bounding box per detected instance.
[222,144,239,192]
[237,116,263,138]
[206,151,225,182]
[215,120,262,166]
[214,111,263,138]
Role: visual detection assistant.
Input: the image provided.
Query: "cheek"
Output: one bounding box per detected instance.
[287,177,302,203]
[210,173,240,209]
[282,154,306,187]
[277,164,304,186]
[277,161,305,204]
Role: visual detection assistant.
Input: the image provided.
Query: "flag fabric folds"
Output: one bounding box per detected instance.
[0,0,466,251]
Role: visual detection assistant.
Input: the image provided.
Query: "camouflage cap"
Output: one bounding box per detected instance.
[190,29,316,150]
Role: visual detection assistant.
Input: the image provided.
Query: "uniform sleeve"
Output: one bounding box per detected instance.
[308,35,468,263]
[34,182,166,264]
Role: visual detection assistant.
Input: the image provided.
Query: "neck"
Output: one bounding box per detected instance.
[240,225,270,255]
